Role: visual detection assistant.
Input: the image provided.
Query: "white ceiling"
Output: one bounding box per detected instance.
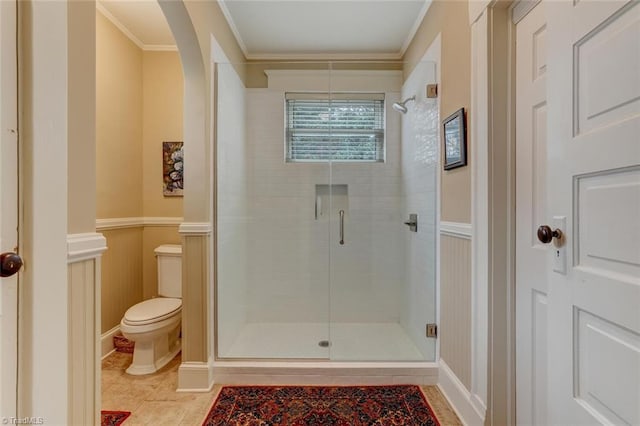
[97,0,432,59]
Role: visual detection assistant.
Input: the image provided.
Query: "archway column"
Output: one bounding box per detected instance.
[158,0,215,391]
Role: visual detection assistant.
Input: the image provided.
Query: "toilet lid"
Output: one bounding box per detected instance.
[123,298,182,325]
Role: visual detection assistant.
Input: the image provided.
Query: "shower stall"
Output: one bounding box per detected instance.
[215,61,439,366]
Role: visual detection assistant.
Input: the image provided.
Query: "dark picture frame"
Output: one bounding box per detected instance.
[443,108,467,170]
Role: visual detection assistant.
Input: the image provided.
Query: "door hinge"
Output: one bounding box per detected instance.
[426,323,437,338]
[426,84,438,98]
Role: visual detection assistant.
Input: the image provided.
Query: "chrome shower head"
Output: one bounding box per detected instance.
[392,95,416,114]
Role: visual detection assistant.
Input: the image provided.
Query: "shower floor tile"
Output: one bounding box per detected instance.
[222,322,424,360]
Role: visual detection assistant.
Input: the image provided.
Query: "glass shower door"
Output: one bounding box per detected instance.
[327,61,438,362]
[216,62,332,359]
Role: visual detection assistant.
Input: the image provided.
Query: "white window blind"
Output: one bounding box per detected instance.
[285,93,385,162]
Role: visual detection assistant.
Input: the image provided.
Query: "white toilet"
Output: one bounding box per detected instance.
[120,244,182,375]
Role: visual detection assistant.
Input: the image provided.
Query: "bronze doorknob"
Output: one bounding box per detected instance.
[537,225,563,244]
[0,252,23,277]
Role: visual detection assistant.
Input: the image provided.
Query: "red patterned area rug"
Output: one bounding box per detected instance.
[202,385,440,425]
[101,410,131,426]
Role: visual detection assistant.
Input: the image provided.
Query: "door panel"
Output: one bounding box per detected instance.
[516,3,548,424]
[0,0,19,417]
[546,1,640,424]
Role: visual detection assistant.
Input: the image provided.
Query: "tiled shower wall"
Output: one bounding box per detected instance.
[243,80,405,324]
[216,63,249,354]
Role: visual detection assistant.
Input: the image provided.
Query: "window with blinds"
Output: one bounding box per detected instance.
[285,93,385,162]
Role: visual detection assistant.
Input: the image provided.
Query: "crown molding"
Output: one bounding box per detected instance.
[246,52,403,61]
[96,3,177,52]
[218,0,250,58]
[399,0,433,57]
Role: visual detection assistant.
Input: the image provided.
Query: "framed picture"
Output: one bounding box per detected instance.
[443,108,467,170]
[163,141,183,196]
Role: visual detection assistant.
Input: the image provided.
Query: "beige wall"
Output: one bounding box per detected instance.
[404,0,472,223]
[142,51,184,217]
[68,0,97,234]
[97,11,183,333]
[96,11,143,219]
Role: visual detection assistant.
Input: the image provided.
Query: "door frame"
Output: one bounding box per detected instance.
[469,0,523,424]
[0,0,19,417]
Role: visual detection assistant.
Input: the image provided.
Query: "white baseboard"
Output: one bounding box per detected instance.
[101,325,120,359]
[177,361,215,392]
[438,360,485,426]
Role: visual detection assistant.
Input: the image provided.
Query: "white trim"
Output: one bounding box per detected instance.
[96,3,144,49]
[264,69,403,78]
[246,52,403,61]
[95,3,177,52]
[440,222,472,240]
[177,361,215,392]
[143,45,178,52]
[438,360,485,426]
[212,361,438,386]
[217,0,250,59]
[95,217,183,231]
[100,325,120,360]
[470,9,489,412]
[143,217,183,227]
[399,0,433,56]
[469,1,492,25]
[95,217,142,230]
[67,233,107,263]
[178,222,213,236]
[511,0,541,24]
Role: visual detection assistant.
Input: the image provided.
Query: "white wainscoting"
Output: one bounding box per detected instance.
[67,232,107,426]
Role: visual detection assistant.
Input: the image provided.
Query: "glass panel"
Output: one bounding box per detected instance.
[328,61,438,361]
[216,62,331,359]
[215,60,438,362]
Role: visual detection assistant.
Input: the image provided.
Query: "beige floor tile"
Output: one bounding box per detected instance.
[102,352,462,425]
[422,385,462,425]
[126,400,187,425]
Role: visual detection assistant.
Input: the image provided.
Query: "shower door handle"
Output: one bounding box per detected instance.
[339,210,345,245]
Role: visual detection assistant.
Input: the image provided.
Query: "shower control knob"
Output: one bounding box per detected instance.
[0,252,23,277]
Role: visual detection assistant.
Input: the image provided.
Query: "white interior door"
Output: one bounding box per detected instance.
[0,0,20,419]
[546,1,640,424]
[515,3,548,425]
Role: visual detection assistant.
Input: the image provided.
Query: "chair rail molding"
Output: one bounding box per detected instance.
[178,222,213,235]
[440,222,472,240]
[95,217,183,231]
[67,232,107,263]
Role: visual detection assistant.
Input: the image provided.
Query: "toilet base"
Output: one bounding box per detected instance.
[124,322,181,375]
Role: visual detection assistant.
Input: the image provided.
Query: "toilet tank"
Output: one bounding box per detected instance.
[155,244,182,298]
